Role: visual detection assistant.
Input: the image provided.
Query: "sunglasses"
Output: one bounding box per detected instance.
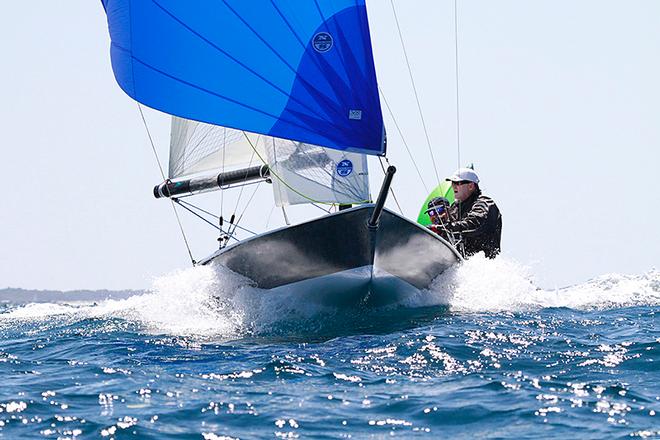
[451,180,472,186]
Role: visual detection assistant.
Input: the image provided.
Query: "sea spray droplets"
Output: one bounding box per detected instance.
[114,264,246,337]
[0,265,254,339]
[0,302,82,325]
[552,270,660,310]
[74,263,257,339]
[421,256,660,313]
[410,254,539,311]
[125,262,344,339]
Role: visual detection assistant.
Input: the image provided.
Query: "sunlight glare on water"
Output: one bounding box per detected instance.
[0,258,658,438]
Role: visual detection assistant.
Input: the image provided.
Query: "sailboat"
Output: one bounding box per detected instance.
[101,0,462,306]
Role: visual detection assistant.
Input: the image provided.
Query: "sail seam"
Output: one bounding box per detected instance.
[221,0,347,123]
[152,0,344,130]
[269,1,344,101]
[121,49,323,142]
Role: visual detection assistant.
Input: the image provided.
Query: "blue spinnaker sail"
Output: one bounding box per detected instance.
[102,0,385,155]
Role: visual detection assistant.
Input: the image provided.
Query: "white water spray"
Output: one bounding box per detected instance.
[1,258,658,337]
[421,255,659,313]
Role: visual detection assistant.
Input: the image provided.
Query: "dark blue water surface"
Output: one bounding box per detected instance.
[1,260,658,439]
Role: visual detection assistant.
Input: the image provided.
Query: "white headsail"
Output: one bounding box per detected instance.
[168,117,370,206]
[265,138,369,206]
[169,116,265,180]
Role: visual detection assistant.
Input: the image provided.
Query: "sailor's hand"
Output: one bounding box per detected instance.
[427,225,441,234]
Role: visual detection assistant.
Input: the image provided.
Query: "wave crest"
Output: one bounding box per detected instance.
[422,255,659,312]
[1,258,657,338]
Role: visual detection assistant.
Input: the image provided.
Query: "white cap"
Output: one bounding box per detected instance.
[446,167,480,184]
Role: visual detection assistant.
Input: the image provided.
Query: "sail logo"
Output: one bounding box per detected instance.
[349,110,362,120]
[336,160,353,177]
[313,32,333,53]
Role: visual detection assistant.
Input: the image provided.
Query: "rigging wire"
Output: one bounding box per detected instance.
[453,0,462,169]
[220,126,227,225]
[310,203,332,214]
[228,179,263,238]
[389,0,440,185]
[231,147,257,218]
[175,198,257,236]
[172,199,235,239]
[137,104,196,265]
[225,145,257,239]
[264,205,276,230]
[378,156,404,215]
[378,87,429,194]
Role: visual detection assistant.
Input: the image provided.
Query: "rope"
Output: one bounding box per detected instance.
[454,0,462,169]
[137,104,196,265]
[390,0,440,185]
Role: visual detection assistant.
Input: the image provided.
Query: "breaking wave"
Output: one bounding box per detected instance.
[422,255,659,313]
[1,258,658,339]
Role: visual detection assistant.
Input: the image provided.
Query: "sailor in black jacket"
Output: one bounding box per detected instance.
[429,168,502,258]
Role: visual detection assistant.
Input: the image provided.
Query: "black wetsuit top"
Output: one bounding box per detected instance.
[447,189,502,259]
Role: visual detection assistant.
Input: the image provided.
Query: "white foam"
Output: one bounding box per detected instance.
[2,259,658,337]
[420,254,659,313]
[0,263,335,339]
[88,264,252,338]
[0,265,255,339]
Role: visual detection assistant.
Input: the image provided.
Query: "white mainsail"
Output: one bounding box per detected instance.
[168,117,370,207]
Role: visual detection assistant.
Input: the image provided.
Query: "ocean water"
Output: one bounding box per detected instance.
[1,257,658,439]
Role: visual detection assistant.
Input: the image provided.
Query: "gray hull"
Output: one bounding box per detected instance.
[200,205,461,307]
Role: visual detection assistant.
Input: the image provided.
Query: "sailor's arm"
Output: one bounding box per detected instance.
[449,199,497,237]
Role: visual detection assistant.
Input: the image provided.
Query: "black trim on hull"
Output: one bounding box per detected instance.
[199,205,461,292]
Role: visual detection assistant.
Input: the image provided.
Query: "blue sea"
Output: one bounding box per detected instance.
[1,257,658,439]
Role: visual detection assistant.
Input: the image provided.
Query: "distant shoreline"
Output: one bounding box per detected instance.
[0,288,144,304]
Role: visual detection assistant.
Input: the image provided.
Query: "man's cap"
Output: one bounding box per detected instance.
[427,197,449,209]
[446,167,480,184]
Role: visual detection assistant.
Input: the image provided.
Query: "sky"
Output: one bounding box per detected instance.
[1,1,658,291]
